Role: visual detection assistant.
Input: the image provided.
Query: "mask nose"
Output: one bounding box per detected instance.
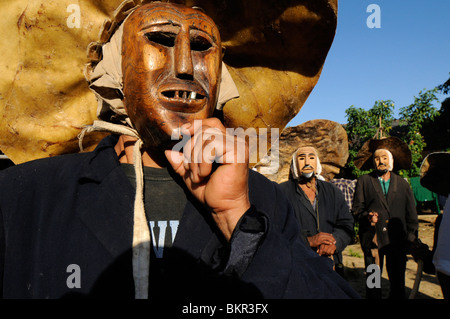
[174,30,194,80]
[304,156,311,165]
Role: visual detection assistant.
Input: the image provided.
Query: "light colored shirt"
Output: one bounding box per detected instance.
[378,176,390,197]
[433,194,450,276]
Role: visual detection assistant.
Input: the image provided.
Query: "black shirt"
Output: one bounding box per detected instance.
[121,163,188,297]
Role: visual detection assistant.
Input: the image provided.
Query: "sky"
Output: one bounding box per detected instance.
[287,0,450,127]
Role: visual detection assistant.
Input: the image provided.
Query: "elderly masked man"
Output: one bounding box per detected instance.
[279,146,354,276]
[352,137,418,299]
[0,2,359,299]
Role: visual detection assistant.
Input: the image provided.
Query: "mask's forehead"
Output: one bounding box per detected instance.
[297,146,317,157]
[128,3,220,43]
[374,149,389,157]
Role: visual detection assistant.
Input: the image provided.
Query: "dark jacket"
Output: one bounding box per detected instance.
[279,179,354,254]
[0,135,359,299]
[352,171,418,250]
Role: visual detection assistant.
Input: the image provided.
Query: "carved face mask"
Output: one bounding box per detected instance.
[122,3,222,149]
[374,148,394,173]
[296,146,319,179]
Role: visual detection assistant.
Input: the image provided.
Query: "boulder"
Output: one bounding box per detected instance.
[254,119,349,183]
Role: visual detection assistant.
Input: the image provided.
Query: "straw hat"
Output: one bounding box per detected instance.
[420,152,450,195]
[354,136,412,171]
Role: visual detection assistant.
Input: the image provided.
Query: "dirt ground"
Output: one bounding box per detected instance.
[341,213,444,299]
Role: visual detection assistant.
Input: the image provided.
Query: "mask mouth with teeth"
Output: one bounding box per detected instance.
[158,83,207,113]
[121,3,222,149]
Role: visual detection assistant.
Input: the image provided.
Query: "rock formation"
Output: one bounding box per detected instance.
[254,119,349,183]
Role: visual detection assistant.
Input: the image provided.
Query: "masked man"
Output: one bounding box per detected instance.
[279,146,354,276]
[352,137,418,299]
[421,152,450,299]
[0,2,359,299]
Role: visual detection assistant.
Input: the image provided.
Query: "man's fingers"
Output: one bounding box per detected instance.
[318,244,335,256]
[187,128,219,183]
[168,118,249,187]
[317,233,336,244]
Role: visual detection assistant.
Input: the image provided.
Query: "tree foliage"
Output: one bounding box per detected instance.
[344,89,441,179]
[344,100,395,178]
[398,88,440,177]
[422,97,450,151]
[437,73,450,95]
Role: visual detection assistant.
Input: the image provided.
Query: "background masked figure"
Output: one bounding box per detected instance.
[279,146,354,277]
[0,3,359,299]
[420,152,450,299]
[352,137,418,299]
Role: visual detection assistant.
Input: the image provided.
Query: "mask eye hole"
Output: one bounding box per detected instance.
[145,31,176,47]
[190,35,213,52]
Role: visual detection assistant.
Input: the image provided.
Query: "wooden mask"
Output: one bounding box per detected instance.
[122,2,222,149]
[296,146,319,178]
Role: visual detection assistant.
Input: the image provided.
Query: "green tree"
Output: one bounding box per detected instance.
[423,74,450,151]
[398,88,440,177]
[437,72,450,95]
[344,100,395,178]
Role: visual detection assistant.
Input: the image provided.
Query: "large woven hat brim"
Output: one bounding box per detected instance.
[353,139,372,171]
[420,152,450,195]
[354,136,412,171]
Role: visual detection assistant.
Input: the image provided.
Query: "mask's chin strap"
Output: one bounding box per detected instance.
[78,120,150,299]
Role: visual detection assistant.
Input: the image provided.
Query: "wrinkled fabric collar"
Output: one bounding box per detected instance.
[79,134,121,183]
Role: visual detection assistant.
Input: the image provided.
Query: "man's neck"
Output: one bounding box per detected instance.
[114,135,168,168]
[378,171,391,181]
[298,177,317,204]
[298,176,316,186]
[298,177,317,192]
